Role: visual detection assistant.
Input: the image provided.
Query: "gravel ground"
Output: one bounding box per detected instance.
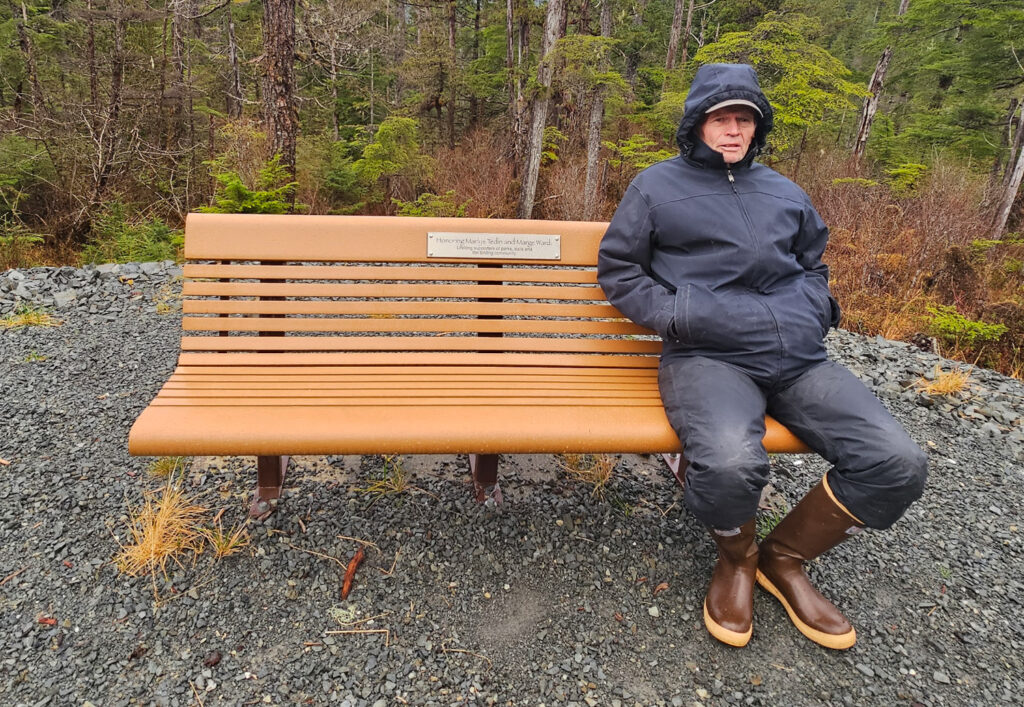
[1,264,1022,707]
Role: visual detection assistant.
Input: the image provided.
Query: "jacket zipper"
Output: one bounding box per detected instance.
[727,167,784,380]
[726,168,761,263]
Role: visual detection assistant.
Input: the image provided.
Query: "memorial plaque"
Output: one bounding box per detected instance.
[427,232,561,260]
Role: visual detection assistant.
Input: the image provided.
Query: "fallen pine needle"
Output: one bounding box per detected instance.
[190,680,205,706]
[211,508,226,525]
[288,544,346,569]
[1,567,27,586]
[325,628,390,646]
[442,646,493,671]
[341,547,365,599]
[297,516,306,534]
[336,535,380,553]
[379,548,401,576]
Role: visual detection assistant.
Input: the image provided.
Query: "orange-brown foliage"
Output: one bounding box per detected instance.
[430,128,518,218]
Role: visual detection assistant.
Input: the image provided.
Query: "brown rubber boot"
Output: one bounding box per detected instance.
[756,476,863,650]
[704,520,758,647]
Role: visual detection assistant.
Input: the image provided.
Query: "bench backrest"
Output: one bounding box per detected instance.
[179,213,660,369]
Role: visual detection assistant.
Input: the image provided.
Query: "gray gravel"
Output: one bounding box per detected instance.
[1,263,1022,706]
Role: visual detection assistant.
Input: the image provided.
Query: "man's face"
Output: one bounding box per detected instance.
[698,107,758,164]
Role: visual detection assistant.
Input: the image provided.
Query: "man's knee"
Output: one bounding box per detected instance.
[838,438,928,529]
[684,438,768,528]
[888,439,928,502]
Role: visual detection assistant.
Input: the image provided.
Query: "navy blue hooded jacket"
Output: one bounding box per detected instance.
[598,63,840,385]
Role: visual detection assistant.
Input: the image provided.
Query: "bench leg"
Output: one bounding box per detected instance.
[250,455,290,519]
[469,454,503,505]
[661,452,687,487]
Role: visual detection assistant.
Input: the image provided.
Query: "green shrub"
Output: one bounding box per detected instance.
[353,117,433,204]
[393,190,469,218]
[603,135,675,171]
[542,126,567,165]
[0,218,45,269]
[0,135,54,221]
[885,163,928,198]
[831,177,880,188]
[321,142,366,209]
[925,304,1007,349]
[200,154,301,214]
[81,204,182,265]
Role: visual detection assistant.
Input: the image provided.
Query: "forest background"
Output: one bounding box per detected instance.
[1,0,1023,375]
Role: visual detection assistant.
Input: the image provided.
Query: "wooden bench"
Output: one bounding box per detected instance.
[128,213,809,516]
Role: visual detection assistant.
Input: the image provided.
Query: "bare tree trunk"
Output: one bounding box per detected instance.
[853,0,910,162]
[86,0,98,108]
[446,0,457,149]
[517,0,566,219]
[1002,101,1024,190]
[16,3,46,115]
[679,0,695,69]
[262,0,299,181]
[96,18,126,197]
[666,0,684,71]
[583,0,611,221]
[469,0,481,128]
[393,1,406,104]
[506,0,515,142]
[510,1,530,170]
[623,0,648,91]
[227,9,243,119]
[991,101,1024,239]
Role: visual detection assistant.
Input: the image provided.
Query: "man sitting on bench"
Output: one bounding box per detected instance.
[597,63,927,650]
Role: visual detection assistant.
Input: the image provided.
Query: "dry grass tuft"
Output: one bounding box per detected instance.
[147,456,185,479]
[915,365,973,396]
[558,453,617,499]
[200,520,251,559]
[359,455,412,498]
[114,481,208,578]
[0,305,61,329]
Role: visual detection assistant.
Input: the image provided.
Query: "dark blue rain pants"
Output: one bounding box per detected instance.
[658,357,928,530]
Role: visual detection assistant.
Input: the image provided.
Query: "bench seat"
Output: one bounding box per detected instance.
[130,363,807,457]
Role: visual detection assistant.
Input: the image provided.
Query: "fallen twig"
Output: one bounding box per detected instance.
[335,535,381,553]
[341,547,365,599]
[0,458,11,466]
[190,680,205,706]
[288,544,346,569]
[441,644,493,671]
[0,567,27,586]
[379,548,401,576]
[325,628,390,647]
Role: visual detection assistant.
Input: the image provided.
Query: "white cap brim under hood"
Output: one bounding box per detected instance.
[704,99,763,117]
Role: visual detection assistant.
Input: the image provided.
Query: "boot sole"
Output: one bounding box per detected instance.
[755,570,856,650]
[703,600,752,647]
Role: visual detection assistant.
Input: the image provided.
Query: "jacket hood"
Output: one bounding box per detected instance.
[675,63,774,159]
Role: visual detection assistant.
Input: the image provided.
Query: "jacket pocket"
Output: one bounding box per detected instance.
[804,280,832,335]
[674,284,772,350]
